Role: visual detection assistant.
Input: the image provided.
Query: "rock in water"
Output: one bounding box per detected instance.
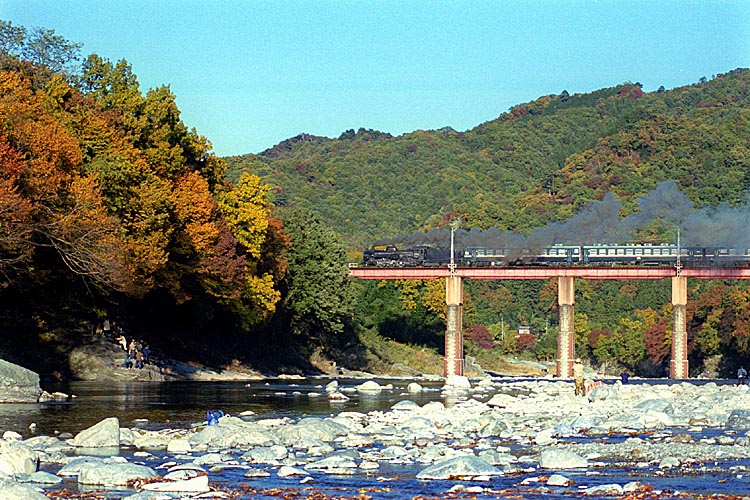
[356,380,383,394]
[78,462,156,485]
[416,456,501,480]
[547,474,572,486]
[635,398,674,415]
[0,476,48,500]
[586,484,624,495]
[327,391,349,402]
[73,417,120,448]
[444,375,472,389]
[0,359,41,402]
[277,466,308,477]
[407,382,423,393]
[141,474,210,492]
[725,409,750,430]
[0,443,38,475]
[539,449,588,469]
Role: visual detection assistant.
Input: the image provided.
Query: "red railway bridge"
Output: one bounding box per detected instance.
[348,266,750,379]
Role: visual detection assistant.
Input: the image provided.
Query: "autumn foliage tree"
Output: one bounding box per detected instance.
[644,318,671,366]
[0,69,130,291]
[517,332,536,352]
[465,324,494,349]
[0,139,34,282]
[686,283,750,375]
[0,25,291,355]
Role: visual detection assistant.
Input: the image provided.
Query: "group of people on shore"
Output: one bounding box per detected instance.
[94,317,152,370]
[116,335,150,369]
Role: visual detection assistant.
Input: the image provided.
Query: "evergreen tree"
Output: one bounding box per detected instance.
[277,208,355,343]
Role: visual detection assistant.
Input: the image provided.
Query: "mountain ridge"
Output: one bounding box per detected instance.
[225,69,750,251]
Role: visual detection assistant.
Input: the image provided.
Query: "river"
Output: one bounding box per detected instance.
[4,377,750,499]
[2,377,450,436]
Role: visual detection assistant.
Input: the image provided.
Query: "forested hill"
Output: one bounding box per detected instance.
[225,69,750,251]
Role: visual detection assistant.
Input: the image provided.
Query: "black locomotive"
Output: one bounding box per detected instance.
[362,245,457,267]
[361,244,750,268]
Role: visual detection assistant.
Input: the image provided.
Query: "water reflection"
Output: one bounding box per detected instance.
[0,378,452,436]
[0,402,43,428]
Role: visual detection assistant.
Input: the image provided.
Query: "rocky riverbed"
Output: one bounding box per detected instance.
[3,376,750,499]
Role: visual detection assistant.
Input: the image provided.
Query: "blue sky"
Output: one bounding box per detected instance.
[2,1,749,156]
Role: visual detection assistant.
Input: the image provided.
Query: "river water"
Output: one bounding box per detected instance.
[4,377,750,499]
[3,377,450,436]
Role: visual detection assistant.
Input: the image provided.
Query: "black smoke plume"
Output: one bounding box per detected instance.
[374,180,750,250]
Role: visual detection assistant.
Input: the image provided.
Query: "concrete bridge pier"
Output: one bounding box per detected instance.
[556,276,576,378]
[670,276,689,379]
[444,275,464,377]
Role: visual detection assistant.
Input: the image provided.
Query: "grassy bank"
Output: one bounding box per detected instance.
[355,329,549,378]
[355,329,444,376]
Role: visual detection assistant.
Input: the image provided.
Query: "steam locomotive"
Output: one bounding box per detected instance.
[361,244,750,268]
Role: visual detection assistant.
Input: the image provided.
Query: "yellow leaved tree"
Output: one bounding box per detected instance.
[219,173,283,323]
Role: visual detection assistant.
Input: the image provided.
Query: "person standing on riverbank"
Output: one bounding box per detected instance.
[738,366,747,385]
[574,358,586,396]
[116,334,127,351]
[135,349,144,369]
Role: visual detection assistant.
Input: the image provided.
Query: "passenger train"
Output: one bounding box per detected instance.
[361,244,750,268]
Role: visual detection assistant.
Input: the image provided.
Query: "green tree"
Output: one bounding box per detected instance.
[489,321,517,354]
[0,21,25,57]
[0,21,82,79]
[278,208,354,341]
[575,311,592,358]
[594,317,646,370]
[534,327,558,361]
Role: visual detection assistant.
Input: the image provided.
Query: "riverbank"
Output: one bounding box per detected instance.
[63,334,388,382]
[65,335,266,382]
[0,310,551,384]
[3,376,750,499]
[60,330,551,383]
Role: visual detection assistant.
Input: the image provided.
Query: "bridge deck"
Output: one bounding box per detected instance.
[348,266,750,280]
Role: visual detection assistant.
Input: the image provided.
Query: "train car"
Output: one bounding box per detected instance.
[536,245,582,265]
[582,244,681,266]
[581,245,750,267]
[462,245,582,266]
[683,246,750,267]
[462,247,506,266]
